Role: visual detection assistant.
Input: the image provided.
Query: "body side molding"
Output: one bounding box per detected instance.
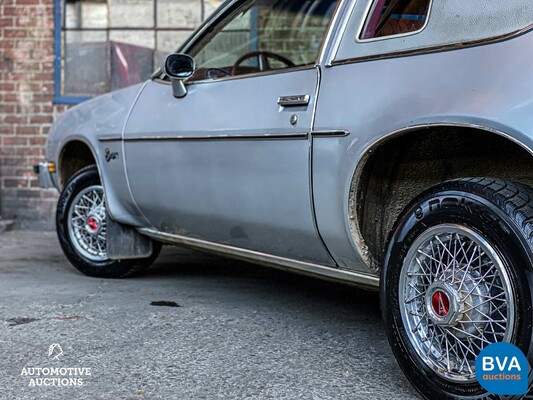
[100,133,309,142]
[138,228,380,289]
[312,130,350,137]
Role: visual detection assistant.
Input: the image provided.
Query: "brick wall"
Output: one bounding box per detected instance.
[0,0,69,229]
[0,1,212,230]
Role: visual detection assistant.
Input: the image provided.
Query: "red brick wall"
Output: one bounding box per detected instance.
[0,0,69,229]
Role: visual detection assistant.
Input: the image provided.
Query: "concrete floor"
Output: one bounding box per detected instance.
[0,230,420,399]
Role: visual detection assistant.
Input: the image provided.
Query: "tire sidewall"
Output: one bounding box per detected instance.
[56,166,118,274]
[382,189,533,400]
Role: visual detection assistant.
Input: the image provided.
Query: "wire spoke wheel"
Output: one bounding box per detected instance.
[399,224,515,383]
[67,184,108,262]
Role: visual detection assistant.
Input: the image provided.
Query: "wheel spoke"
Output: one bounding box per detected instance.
[399,224,514,383]
[68,185,108,261]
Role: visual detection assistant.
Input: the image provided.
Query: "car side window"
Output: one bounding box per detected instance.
[187,0,339,82]
[360,0,431,40]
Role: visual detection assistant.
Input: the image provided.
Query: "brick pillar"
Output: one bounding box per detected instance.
[0,0,69,229]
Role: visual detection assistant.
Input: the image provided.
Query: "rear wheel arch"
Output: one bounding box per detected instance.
[349,124,533,271]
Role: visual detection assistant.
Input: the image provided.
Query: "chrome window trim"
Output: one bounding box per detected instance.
[325,0,359,66]
[190,65,317,85]
[151,0,236,80]
[153,65,317,86]
[138,228,380,288]
[317,0,350,66]
[330,23,533,66]
[154,0,344,85]
[355,0,433,44]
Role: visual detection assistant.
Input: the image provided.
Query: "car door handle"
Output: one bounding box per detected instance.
[278,95,310,107]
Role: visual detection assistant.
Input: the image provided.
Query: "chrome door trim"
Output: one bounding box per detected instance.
[99,135,122,142]
[138,228,380,289]
[118,133,309,142]
[312,129,350,137]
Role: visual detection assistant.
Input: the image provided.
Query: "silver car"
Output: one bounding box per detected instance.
[35,0,533,398]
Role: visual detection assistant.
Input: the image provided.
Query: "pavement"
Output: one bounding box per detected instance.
[0,230,421,400]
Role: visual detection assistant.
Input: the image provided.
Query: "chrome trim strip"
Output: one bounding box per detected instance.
[312,129,350,137]
[278,94,310,107]
[151,0,238,80]
[153,0,339,84]
[192,65,317,85]
[179,0,239,56]
[122,133,309,142]
[355,0,433,44]
[317,0,348,66]
[332,23,533,66]
[326,0,359,66]
[138,228,380,288]
[99,135,122,142]
[154,65,317,86]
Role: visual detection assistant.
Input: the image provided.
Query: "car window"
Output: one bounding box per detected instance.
[187,0,339,82]
[360,0,431,40]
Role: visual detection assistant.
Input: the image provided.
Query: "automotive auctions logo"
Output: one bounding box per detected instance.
[476,342,529,395]
[48,343,63,360]
[20,344,91,387]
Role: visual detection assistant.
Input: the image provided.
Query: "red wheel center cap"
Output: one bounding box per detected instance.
[431,290,450,317]
[87,217,99,231]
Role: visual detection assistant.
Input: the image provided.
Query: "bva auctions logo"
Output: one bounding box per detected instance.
[475,342,529,395]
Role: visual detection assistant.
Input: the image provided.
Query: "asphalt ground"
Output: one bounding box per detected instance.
[0,230,420,399]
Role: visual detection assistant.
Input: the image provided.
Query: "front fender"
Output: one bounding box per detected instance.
[47,82,149,227]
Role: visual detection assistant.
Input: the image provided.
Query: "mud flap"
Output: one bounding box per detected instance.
[106,214,153,260]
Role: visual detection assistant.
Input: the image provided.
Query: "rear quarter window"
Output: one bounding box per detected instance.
[332,0,533,63]
[360,0,431,40]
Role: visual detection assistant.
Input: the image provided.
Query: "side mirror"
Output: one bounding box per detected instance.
[165,53,195,98]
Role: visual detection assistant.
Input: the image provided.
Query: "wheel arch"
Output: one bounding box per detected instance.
[58,138,102,190]
[350,122,533,271]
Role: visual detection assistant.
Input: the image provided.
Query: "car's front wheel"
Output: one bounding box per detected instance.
[382,178,533,399]
[56,165,161,278]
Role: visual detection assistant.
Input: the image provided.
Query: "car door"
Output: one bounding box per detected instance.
[123,0,339,265]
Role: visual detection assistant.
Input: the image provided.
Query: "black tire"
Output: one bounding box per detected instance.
[56,165,161,278]
[382,178,533,400]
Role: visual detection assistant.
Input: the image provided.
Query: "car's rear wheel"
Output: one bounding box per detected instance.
[382,178,533,399]
[56,165,161,278]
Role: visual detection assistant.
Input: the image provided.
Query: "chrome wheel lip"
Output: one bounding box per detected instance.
[398,223,515,383]
[67,185,109,262]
